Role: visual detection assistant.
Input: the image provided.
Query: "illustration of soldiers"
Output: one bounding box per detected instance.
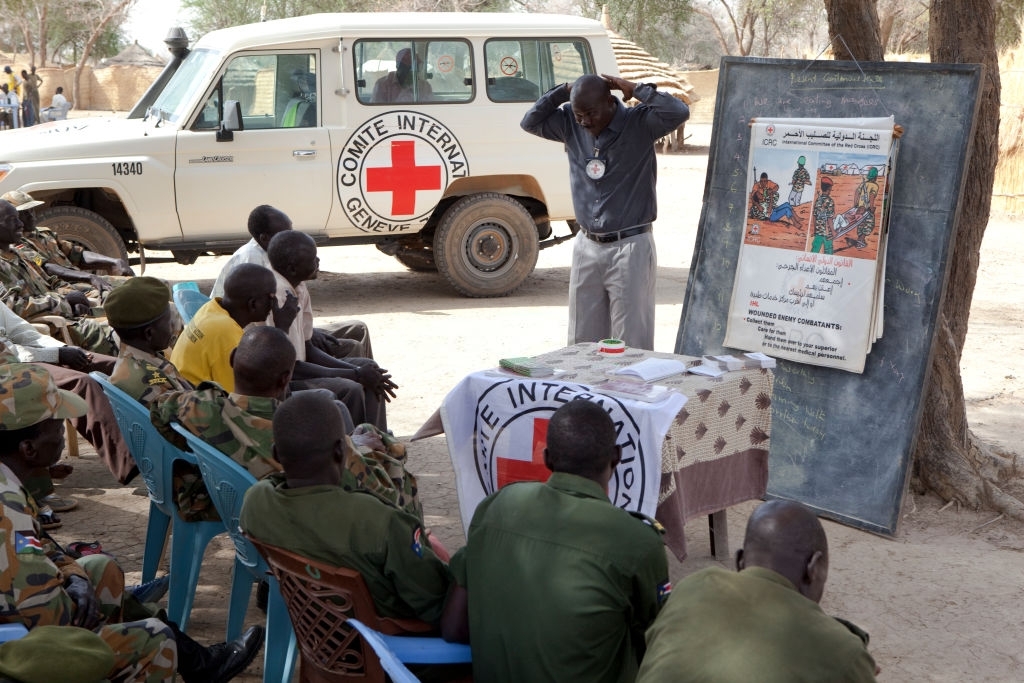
[749,172,798,228]
[843,167,880,250]
[810,176,835,254]
[789,156,811,206]
[856,166,880,209]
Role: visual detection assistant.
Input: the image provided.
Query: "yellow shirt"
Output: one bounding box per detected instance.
[170,298,244,391]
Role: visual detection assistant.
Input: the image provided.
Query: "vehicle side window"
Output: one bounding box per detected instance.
[194,52,318,130]
[354,39,472,104]
[485,38,593,102]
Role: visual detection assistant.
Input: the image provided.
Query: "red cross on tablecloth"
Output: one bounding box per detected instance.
[365,139,442,215]
[496,416,550,488]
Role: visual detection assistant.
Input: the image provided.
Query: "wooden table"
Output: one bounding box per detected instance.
[414,342,773,560]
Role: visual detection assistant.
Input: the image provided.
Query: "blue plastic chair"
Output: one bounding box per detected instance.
[171,423,298,683]
[90,372,225,632]
[171,282,210,325]
[0,623,28,643]
[348,618,471,682]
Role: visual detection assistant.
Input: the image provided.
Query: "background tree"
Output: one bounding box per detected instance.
[690,0,824,59]
[829,0,1020,518]
[69,0,135,105]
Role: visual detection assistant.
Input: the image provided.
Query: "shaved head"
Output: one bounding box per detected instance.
[231,326,295,396]
[267,231,318,286]
[273,390,347,480]
[248,204,292,246]
[738,500,829,602]
[570,75,616,137]
[544,399,619,481]
[224,263,275,301]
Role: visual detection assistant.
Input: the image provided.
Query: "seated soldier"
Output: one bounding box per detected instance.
[372,48,433,104]
[4,190,132,298]
[0,199,115,355]
[0,363,265,683]
[240,390,450,625]
[0,301,135,525]
[441,399,671,683]
[105,276,193,406]
[156,326,421,522]
[171,263,295,391]
[266,230,396,429]
[211,204,374,359]
[636,500,879,682]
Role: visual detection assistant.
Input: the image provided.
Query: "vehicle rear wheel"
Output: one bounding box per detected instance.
[433,193,539,297]
[35,206,128,261]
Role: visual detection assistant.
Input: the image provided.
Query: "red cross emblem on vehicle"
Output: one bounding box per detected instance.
[365,140,442,216]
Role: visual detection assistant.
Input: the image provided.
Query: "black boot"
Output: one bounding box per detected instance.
[169,621,265,683]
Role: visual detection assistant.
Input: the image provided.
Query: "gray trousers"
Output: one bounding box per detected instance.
[568,230,656,350]
[289,358,386,431]
[317,320,373,360]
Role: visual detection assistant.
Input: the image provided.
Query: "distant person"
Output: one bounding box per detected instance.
[636,500,878,683]
[0,83,18,128]
[211,205,374,359]
[20,67,41,126]
[521,74,688,350]
[442,399,671,682]
[372,48,432,103]
[241,390,451,625]
[44,86,69,121]
[280,69,316,127]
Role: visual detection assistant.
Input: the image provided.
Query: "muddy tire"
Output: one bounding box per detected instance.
[434,193,539,297]
[35,206,128,261]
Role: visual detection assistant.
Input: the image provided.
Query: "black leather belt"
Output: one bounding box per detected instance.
[582,224,652,244]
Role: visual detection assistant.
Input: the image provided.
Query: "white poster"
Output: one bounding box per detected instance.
[725,117,898,373]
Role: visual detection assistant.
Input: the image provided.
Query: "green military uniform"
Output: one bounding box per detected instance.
[0,249,115,354]
[636,566,878,683]
[17,229,129,299]
[109,344,192,407]
[811,192,835,254]
[448,472,670,683]
[152,382,421,522]
[240,479,450,624]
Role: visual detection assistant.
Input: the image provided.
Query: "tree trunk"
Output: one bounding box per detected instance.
[914,0,1024,518]
[824,0,885,61]
[826,0,1022,518]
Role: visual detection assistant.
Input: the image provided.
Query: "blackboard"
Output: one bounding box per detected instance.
[676,57,982,535]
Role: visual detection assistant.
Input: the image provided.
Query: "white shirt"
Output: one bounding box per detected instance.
[211,238,269,298]
[51,93,67,108]
[266,269,313,362]
[0,301,64,363]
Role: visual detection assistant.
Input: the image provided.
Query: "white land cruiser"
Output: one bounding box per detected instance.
[0,13,618,296]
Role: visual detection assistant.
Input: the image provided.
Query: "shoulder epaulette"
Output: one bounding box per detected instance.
[629,510,665,534]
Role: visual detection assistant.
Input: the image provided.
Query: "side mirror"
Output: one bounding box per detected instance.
[217,100,243,142]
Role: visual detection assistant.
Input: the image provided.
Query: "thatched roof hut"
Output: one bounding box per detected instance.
[100,42,166,68]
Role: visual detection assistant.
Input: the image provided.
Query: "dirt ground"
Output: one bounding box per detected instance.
[52,122,1024,681]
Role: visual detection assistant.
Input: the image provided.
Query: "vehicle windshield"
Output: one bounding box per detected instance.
[149,48,222,123]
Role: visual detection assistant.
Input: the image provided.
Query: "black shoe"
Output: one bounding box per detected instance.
[180,624,265,683]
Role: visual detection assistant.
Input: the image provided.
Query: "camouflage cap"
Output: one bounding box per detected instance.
[103,276,171,328]
[1,190,43,211]
[0,363,87,430]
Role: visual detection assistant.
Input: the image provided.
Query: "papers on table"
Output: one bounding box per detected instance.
[609,357,689,382]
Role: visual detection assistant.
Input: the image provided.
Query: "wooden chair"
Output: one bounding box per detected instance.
[246,536,436,683]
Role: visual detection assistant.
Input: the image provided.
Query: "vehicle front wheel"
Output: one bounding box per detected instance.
[35,206,128,261]
[433,193,539,297]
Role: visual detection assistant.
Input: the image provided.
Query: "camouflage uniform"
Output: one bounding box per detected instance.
[0,249,116,354]
[16,229,129,300]
[151,383,422,522]
[789,164,811,205]
[811,192,835,254]
[0,462,176,682]
[109,344,192,408]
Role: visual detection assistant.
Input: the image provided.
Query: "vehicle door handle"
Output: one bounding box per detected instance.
[293,150,317,158]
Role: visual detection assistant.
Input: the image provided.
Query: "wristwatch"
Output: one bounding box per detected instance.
[627,82,656,102]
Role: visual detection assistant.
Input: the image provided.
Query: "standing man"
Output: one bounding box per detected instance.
[442,399,671,682]
[810,176,836,254]
[636,500,878,682]
[521,74,688,350]
[789,155,812,206]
